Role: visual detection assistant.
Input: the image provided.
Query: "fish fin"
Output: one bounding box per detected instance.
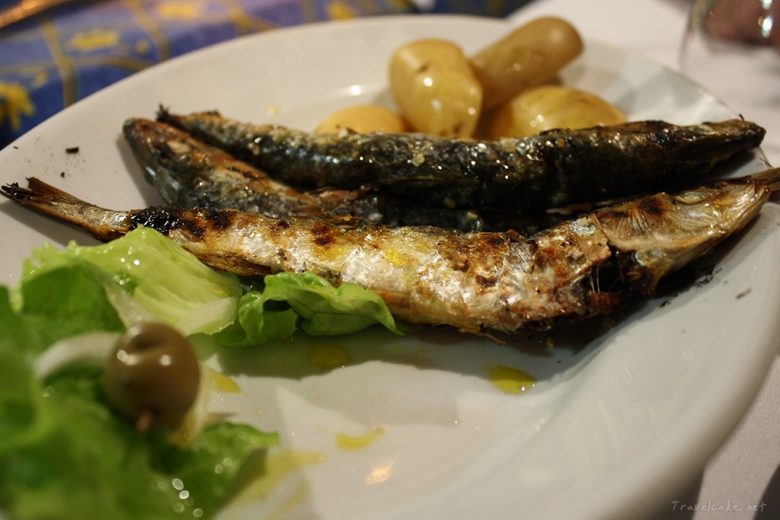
[157,106,221,126]
[1,177,84,210]
[0,178,131,241]
[156,104,174,123]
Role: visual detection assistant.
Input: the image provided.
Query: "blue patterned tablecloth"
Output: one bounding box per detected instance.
[0,0,528,148]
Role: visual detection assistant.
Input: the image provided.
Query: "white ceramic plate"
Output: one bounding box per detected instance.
[1,15,778,520]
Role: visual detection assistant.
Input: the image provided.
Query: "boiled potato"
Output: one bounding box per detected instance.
[470,17,583,110]
[315,104,407,134]
[389,38,482,137]
[486,85,626,138]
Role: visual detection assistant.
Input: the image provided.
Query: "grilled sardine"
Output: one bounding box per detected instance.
[4,169,778,335]
[157,108,766,211]
[123,117,356,219]
[124,118,559,233]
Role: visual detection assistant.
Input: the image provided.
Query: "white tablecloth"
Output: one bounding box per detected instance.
[508,1,779,518]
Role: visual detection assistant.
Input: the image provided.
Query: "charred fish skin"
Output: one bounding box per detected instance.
[124,118,558,233]
[122,117,331,219]
[157,108,766,211]
[0,179,610,332]
[124,118,445,226]
[4,169,778,335]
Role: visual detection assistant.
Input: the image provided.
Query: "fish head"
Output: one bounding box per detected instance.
[123,118,215,205]
[591,169,780,293]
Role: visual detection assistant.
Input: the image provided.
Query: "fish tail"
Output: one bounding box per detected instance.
[745,166,780,192]
[156,104,178,126]
[157,106,221,128]
[156,104,204,123]
[707,166,780,197]
[157,103,171,120]
[0,178,133,241]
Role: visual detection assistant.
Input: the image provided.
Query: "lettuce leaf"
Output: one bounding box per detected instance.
[0,278,277,520]
[21,228,400,346]
[217,291,299,347]
[0,288,47,455]
[218,272,402,347]
[23,227,242,336]
[0,368,277,519]
[264,272,402,336]
[152,422,278,512]
[18,264,125,354]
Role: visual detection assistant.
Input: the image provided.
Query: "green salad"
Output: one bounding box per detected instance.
[0,227,400,519]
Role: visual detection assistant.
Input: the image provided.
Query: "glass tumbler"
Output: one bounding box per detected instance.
[680,0,780,164]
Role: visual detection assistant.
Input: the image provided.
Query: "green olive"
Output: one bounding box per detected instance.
[103,322,200,431]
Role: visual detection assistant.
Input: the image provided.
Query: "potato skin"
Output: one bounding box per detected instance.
[315,104,407,134]
[389,38,482,137]
[470,17,584,110]
[486,85,626,138]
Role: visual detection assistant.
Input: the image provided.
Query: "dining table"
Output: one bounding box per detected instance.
[0,0,777,518]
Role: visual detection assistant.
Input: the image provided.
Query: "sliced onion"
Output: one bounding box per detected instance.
[34,332,121,379]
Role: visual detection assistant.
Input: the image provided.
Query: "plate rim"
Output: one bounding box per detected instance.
[1,14,778,520]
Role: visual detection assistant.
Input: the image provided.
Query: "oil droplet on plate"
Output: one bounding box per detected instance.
[205,367,241,393]
[307,344,351,370]
[336,427,385,451]
[266,105,280,117]
[489,365,536,395]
